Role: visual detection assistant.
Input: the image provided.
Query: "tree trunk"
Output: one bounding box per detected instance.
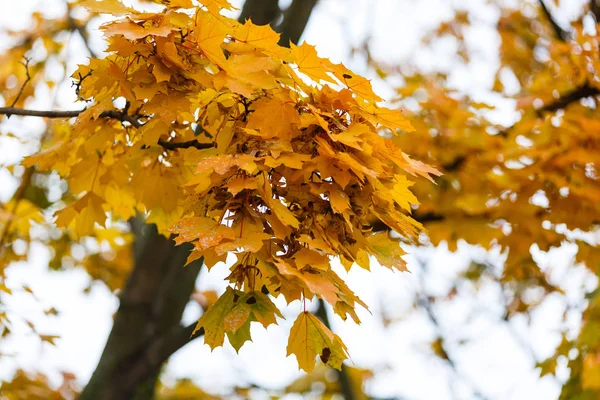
[79,222,203,400]
[79,1,319,399]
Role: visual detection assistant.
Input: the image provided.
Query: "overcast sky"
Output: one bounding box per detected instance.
[0,1,594,399]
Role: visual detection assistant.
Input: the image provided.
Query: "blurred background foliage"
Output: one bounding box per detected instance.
[1,0,600,399]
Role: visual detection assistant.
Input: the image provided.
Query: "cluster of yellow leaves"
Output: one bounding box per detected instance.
[394,27,600,279]
[0,369,77,400]
[22,0,437,372]
[371,4,600,397]
[157,364,373,398]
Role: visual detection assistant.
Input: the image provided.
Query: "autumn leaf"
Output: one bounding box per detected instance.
[286,312,349,372]
[169,217,236,250]
[102,20,172,41]
[194,11,229,67]
[291,42,337,84]
[246,98,300,139]
[224,291,283,332]
[55,193,106,238]
[192,286,237,349]
[367,233,408,272]
[81,0,133,15]
[226,316,253,353]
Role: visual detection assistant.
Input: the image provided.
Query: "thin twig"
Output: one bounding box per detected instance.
[66,1,100,59]
[6,57,32,118]
[417,261,491,400]
[538,0,570,41]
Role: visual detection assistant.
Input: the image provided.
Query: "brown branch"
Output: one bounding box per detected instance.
[539,84,600,112]
[100,110,143,128]
[65,0,100,59]
[276,0,319,46]
[238,0,280,26]
[442,156,466,172]
[0,106,143,128]
[68,17,99,59]
[157,139,214,150]
[370,211,445,233]
[591,0,600,22]
[110,323,204,398]
[0,107,82,119]
[538,0,569,41]
[0,107,219,151]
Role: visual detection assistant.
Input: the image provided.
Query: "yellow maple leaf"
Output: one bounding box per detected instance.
[367,233,408,271]
[55,193,106,238]
[286,312,348,373]
[80,0,133,15]
[246,98,300,140]
[224,291,283,332]
[102,20,172,40]
[193,286,237,349]
[232,20,289,59]
[169,217,236,249]
[291,42,337,84]
[194,11,229,67]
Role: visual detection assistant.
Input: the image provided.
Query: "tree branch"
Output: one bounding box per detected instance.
[276,0,319,46]
[238,0,280,26]
[591,0,600,22]
[538,0,569,41]
[0,107,219,151]
[6,58,31,115]
[67,14,100,59]
[0,106,140,125]
[157,139,214,150]
[0,107,80,119]
[110,323,205,398]
[539,83,600,112]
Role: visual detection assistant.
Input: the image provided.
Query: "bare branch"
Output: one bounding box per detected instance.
[100,110,143,128]
[109,323,204,399]
[157,138,214,150]
[591,0,600,22]
[66,1,100,59]
[239,0,319,47]
[238,0,280,26]
[538,0,570,41]
[6,57,32,117]
[0,106,143,128]
[539,84,600,112]
[0,107,82,119]
[276,0,319,46]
